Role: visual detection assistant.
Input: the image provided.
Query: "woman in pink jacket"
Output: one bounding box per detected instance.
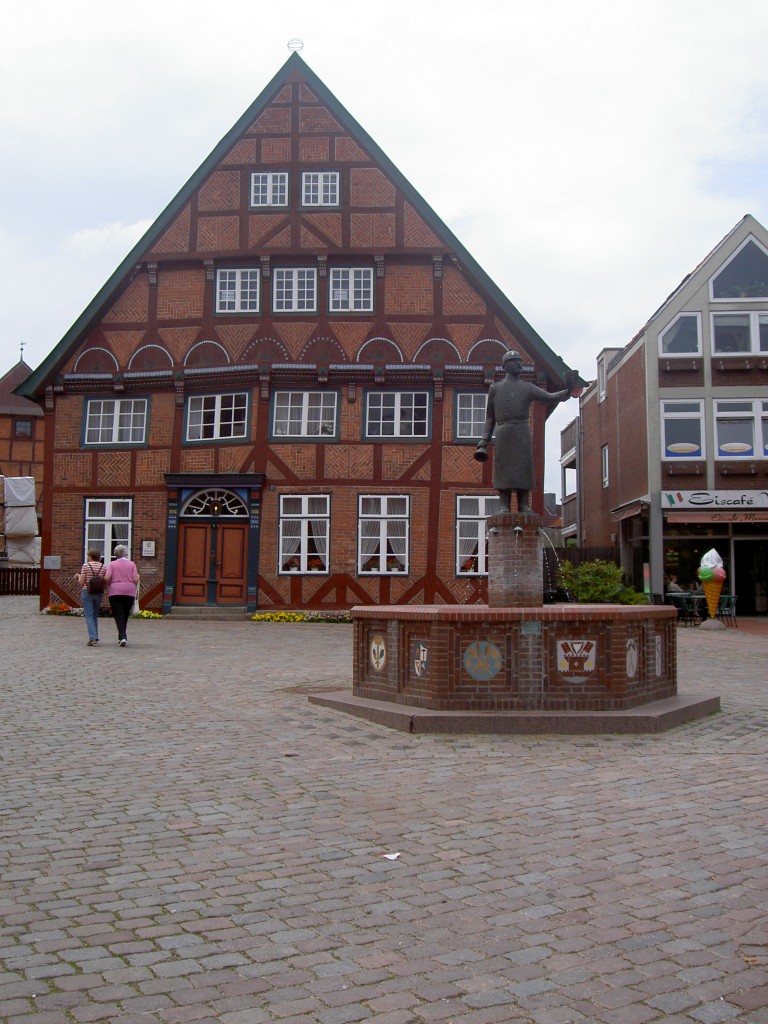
[104,545,140,647]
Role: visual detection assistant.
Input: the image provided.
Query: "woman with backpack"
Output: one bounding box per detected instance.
[76,549,107,647]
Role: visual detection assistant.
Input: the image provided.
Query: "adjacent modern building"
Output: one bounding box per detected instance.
[562,214,768,614]
[18,54,575,613]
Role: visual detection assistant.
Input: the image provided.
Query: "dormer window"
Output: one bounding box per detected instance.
[711,237,768,300]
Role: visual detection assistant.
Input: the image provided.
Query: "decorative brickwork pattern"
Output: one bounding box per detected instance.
[442,445,483,483]
[350,167,396,208]
[54,453,92,488]
[150,205,192,254]
[181,449,215,473]
[249,107,291,134]
[443,265,487,316]
[136,448,170,485]
[270,444,316,478]
[97,451,131,487]
[102,331,144,368]
[384,266,433,316]
[197,215,240,252]
[218,445,254,473]
[494,317,520,347]
[157,270,205,320]
[198,171,240,212]
[215,324,257,362]
[103,277,149,323]
[382,445,431,481]
[223,138,257,165]
[332,321,372,359]
[298,336,348,364]
[275,321,318,359]
[387,320,432,358]
[302,213,342,247]
[323,445,374,480]
[335,136,369,161]
[446,322,484,357]
[261,137,291,163]
[299,106,342,133]
[158,327,201,363]
[274,84,293,103]
[248,214,290,248]
[299,137,329,161]
[404,202,441,247]
[350,212,396,248]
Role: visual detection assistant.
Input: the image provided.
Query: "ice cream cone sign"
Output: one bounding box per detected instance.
[697,549,726,618]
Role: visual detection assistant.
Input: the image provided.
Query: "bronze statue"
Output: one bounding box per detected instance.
[474,350,579,513]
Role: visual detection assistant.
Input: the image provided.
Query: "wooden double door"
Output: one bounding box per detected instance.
[176,521,248,605]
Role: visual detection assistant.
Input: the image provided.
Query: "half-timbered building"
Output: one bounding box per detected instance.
[19,53,575,613]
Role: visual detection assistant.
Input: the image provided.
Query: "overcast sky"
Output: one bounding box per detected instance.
[4,0,768,493]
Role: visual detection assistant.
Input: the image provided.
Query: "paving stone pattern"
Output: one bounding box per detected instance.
[1,597,767,1024]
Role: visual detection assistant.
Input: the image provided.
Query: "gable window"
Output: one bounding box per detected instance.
[279,494,329,573]
[712,312,768,354]
[711,238,768,300]
[365,391,430,438]
[329,267,374,312]
[85,398,147,446]
[659,313,701,355]
[272,391,338,438]
[186,392,248,441]
[84,498,132,563]
[358,495,409,574]
[302,171,339,207]
[216,269,260,313]
[273,268,317,312]
[661,400,704,459]
[456,393,488,440]
[715,400,768,458]
[14,418,33,438]
[250,172,288,208]
[601,444,609,487]
[456,495,502,574]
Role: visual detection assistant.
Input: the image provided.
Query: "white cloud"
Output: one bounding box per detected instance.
[61,221,152,262]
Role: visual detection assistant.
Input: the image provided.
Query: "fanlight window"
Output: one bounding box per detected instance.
[181,489,248,517]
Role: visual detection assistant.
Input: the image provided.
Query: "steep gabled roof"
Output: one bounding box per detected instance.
[1,360,43,416]
[17,53,574,400]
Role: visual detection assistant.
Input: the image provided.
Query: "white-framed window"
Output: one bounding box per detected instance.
[84,498,132,564]
[597,356,607,402]
[711,312,768,355]
[715,400,768,458]
[601,444,609,487]
[272,391,338,438]
[365,391,430,438]
[711,237,768,300]
[329,267,374,312]
[659,313,701,355]
[272,268,318,312]
[358,495,409,574]
[215,269,260,313]
[250,172,288,208]
[302,171,339,207]
[456,393,488,440]
[84,398,147,445]
[661,400,704,459]
[456,495,502,575]
[279,494,330,573]
[186,392,248,441]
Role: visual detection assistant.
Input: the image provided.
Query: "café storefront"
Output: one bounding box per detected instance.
[661,490,768,616]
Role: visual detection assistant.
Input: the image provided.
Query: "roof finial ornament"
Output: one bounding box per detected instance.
[19,340,25,361]
[287,39,304,53]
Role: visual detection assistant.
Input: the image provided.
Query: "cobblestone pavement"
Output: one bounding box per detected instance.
[1,597,767,1024]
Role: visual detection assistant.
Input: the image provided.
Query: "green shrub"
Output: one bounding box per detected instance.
[556,559,648,605]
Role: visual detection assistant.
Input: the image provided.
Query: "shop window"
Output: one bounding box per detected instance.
[358,495,409,574]
[661,400,704,459]
[456,495,501,574]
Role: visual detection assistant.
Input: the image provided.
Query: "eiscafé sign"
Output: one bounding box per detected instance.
[663,490,768,522]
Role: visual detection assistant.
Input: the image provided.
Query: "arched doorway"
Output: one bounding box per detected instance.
[176,488,249,605]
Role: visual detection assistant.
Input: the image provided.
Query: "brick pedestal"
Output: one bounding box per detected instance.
[487,512,543,607]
